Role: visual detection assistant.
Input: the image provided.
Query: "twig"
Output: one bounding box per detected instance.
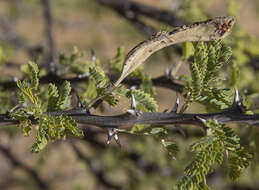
[40,0,56,73]
[96,0,186,26]
[0,73,184,92]
[112,4,156,36]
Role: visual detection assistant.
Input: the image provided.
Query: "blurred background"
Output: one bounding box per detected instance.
[0,0,259,189]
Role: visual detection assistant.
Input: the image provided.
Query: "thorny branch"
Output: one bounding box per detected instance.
[0,92,259,128]
[0,1,258,133]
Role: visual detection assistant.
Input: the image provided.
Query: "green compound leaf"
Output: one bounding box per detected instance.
[31,115,83,153]
[185,41,233,111]
[17,80,41,115]
[228,147,252,180]
[161,139,178,159]
[16,62,42,115]
[182,42,194,61]
[47,81,72,111]
[84,78,98,100]
[174,120,252,189]
[56,81,71,110]
[140,73,156,96]
[89,64,109,89]
[190,60,202,98]
[59,46,90,75]
[108,46,125,73]
[47,83,59,111]
[28,61,39,90]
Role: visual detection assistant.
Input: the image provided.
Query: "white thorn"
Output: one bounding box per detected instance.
[171,94,180,113]
[196,116,207,125]
[114,133,121,146]
[131,92,137,110]
[108,128,113,136]
[169,66,174,78]
[114,133,119,141]
[165,66,169,78]
[127,109,136,115]
[107,128,114,145]
[235,87,240,103]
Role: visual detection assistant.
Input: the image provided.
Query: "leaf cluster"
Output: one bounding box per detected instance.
[174,119,252,190]
[185,41,233,110]
[10,62,83,153]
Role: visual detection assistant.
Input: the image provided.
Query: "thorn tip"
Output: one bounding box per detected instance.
[196,116,207,125]
[171,94,180,113]
[234,87,240,103]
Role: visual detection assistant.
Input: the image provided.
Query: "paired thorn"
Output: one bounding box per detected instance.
[165,65,174,79]
[234,87,240,104]
[232,87,247,113]
[127,88,142,116]
[171,93,180,113]
[107,128,121,146]
[76,95,87,109]
[76,95,90,114]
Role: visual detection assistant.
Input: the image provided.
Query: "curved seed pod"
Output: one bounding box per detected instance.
[114,16,235,87]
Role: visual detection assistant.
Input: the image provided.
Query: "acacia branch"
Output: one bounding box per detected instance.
[53,107,259,127]
[1,103,259,128]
